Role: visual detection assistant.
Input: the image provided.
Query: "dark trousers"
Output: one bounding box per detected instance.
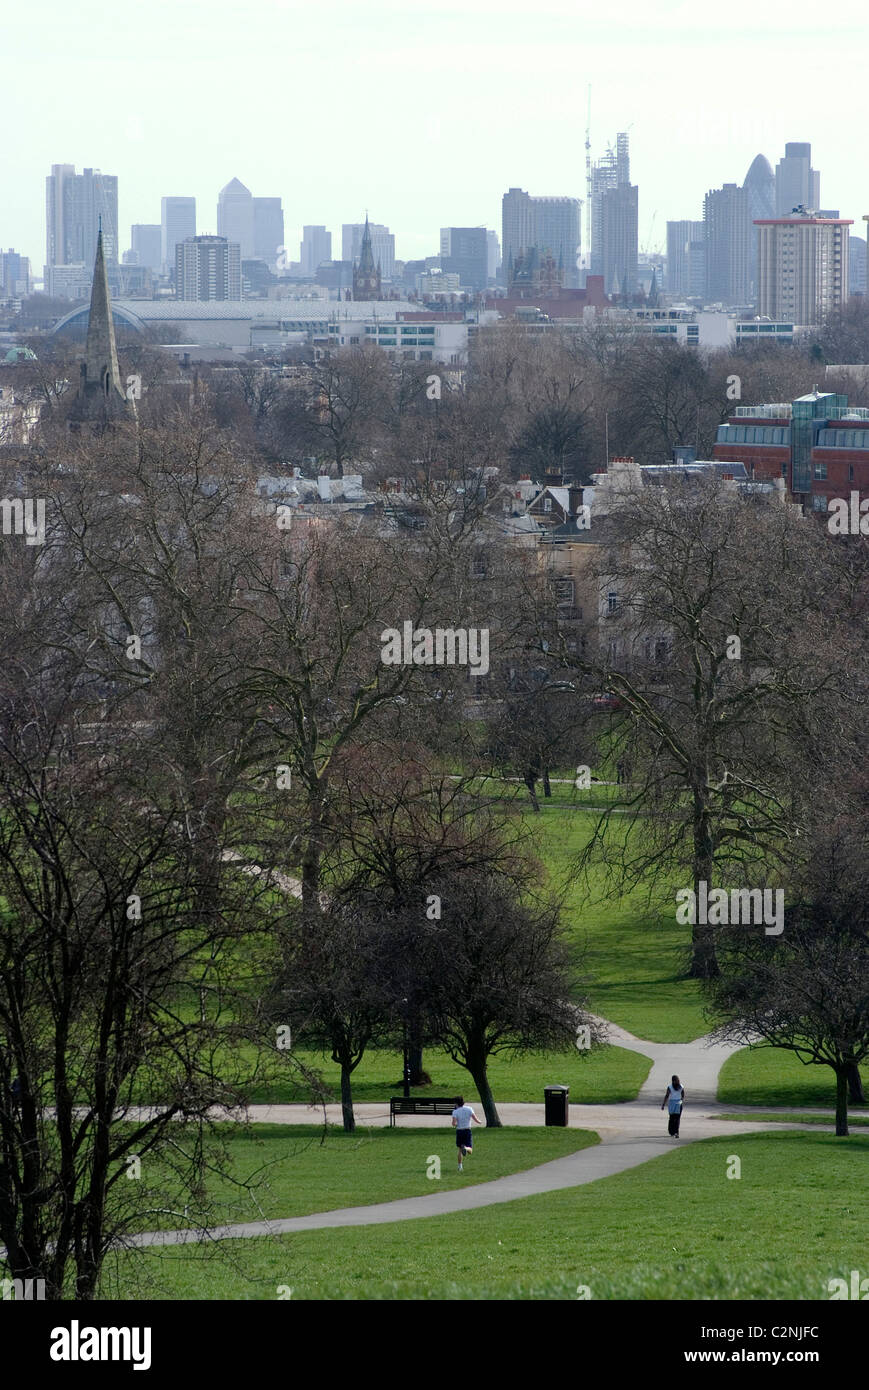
[667,1109,681,1136]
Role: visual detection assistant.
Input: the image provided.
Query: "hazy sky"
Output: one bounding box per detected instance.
[5,0,868,271]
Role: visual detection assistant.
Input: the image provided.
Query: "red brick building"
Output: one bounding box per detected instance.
[713,391,869,513]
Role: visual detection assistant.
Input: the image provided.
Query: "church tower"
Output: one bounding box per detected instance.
[69,222,129,426]
[352,215,382,300]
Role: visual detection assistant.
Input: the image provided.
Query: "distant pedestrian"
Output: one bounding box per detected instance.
[661,1075,685,1138]
[451,1096,481,1172]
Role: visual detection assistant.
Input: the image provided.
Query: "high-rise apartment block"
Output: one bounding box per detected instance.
[775,142,820,216]
[755,214,851,325]
[342,223,395,280]
[175,235,241,300]
[501,190,581,289]
[439,227,489,290]
[161,197,196,274]
[46,164,119,268]
[300,226,332,277]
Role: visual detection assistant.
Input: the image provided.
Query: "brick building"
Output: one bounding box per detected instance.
[713,391,869,512]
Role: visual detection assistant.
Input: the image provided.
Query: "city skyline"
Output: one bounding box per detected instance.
[4,0,868,274]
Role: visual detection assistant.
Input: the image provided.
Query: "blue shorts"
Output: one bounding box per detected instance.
[456,1128,472,1149]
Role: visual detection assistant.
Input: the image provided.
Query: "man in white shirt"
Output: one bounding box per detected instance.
[451,1096,481,1172]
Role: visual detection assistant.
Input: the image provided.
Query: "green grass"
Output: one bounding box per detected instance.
[718,1046,869,1109]
[99,1131,868,1300]
[248,1042,651,1106]
[98,1123,600,1234]
[531,803,707,1041]
[717,1113,869,1128]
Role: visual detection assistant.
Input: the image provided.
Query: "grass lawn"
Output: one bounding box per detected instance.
[717,1113,869,1128]
[96,1124,599,1236]
[100,1131,868,1300]
[718,1046,869,1109]
[248,1042,651,1106]
[529,795,707,1042]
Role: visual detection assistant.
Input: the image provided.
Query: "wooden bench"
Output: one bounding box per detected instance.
[389,1096,461,1128]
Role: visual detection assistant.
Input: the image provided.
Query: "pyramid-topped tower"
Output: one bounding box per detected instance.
[69,223,129,426]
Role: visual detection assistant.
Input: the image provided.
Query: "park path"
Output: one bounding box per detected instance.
[123,1017,826,1250]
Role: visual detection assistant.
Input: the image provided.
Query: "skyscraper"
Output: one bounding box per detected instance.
[486,230,501,283]
[775,142,820,216]
[743,154,776,297]
[439,227,489,291]
[666,221,704,295]
[161,197,196,274]
[342,223,395,280]
[704,183,752,305]
[501,192,581,289]
[130,224,162,272]
[253,198,284,268]
[598,184,638,297]
[589,133,636,294]
[0,250,32,297]
[217,179,255,260]
[756,213,851,325]
[300,226,332,277]
[46,165,119,268]
[175,235,242,300]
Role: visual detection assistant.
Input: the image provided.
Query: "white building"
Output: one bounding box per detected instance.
[756,214,851,326]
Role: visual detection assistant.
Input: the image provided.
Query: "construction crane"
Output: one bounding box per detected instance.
[585,85,592,266]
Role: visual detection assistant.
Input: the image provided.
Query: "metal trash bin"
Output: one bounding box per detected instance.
[544,1084,569,1126]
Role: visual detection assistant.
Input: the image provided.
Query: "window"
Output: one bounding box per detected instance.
[811,494,828,511]
[554,579,574,605]
[813,460,827,480]
[543,497,552,513]
[607,591,619,614]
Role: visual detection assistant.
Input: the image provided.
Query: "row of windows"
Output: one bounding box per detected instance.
[816,428,869,449]
[717,425,789,445]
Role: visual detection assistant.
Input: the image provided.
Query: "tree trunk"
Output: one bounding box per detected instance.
[340,1063,355,1133]
[687,804,719,979]
[835,1066,849,1137]
[468,1046,500,1127]
[542,768,552,798]
[846,1061,864,1105]
[408,1019,431,1087]
[523,772,540,813]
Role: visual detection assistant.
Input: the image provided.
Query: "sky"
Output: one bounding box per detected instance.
[5,0,869,272]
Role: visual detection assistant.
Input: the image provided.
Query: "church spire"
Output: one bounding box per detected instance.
[71,225,128,424]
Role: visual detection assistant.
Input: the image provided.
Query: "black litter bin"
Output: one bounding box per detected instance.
[544,1084,569,1126]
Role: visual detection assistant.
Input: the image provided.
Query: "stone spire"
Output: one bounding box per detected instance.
[352,214,382,300]
[71,221,128,424]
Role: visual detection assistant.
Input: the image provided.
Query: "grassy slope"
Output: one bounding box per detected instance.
[717,1046,869,1109]
[101,1131,868,1300]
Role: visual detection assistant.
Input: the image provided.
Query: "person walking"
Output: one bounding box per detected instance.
[661,1074,685,1138]
[451,1096,481,1172]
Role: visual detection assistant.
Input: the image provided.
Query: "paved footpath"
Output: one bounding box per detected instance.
[126,1017,830,1250]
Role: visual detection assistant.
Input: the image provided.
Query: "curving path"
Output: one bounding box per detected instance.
[123,1019,828,1251]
